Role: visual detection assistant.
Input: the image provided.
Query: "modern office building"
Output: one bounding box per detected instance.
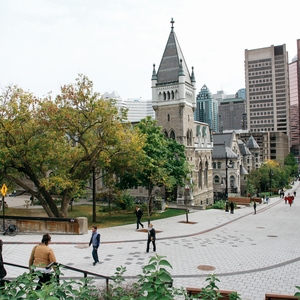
[245,44,290,140]
[125,98,155,122]
[194,84,219,133]
[237,88,246,100]
[218,97,247,131]
[288,39,300,161]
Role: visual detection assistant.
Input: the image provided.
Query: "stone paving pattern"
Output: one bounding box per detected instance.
[1,183,300,299]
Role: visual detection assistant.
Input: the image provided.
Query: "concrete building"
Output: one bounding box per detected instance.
[245,44,290,140]
[150,19,214,207]
[125,97,155,122]
[238,131,289,165]
[194,84,219,133]
[218,97,247,131]
[288,39,300,162]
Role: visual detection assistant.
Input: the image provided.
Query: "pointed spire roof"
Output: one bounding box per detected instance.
[246,136,260,149]
[156,19,192,85]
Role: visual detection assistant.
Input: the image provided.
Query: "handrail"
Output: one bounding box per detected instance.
[3,261,112,292]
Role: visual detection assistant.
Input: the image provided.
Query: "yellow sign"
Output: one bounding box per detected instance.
[1,184,7,196]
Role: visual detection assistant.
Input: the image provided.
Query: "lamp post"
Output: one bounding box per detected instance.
[223,143,233,208]
[184,185,189,223]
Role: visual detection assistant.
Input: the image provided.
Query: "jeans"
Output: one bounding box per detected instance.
[92,247,99,263]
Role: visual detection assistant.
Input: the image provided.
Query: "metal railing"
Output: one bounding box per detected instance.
[3,261,112,292]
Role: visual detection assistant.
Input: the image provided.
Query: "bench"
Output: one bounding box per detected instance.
[186,287,236,299]
[265,294,298,300]
[250,197,262,204]
[228,197,251,205]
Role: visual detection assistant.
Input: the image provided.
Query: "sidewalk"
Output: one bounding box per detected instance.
[1,182,300,299]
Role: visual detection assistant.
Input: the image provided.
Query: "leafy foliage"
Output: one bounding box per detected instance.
[0,75,144,217]
[0,269,99,299]
[247,158,294,195]
[117,117,189,221]
[104,254,186,300]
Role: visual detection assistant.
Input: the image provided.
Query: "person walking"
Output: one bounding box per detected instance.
[146,223,156,253]
[29,233,57,290]
[135,206,144,230]
[230,201,234,214]
[89,226,100,266]
[253,201,257,214]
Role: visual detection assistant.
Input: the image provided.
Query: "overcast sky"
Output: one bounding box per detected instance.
[0,0,299,100]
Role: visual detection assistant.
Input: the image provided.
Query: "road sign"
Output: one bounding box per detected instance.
[1,184,7,196]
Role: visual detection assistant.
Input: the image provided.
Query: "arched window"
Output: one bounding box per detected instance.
[198,162,203,189]
[212,162,216,169]
[230,175,235,189]
[217,162,221,169]
[164,131,168,138]
[204,161,208,187]
[214,176,220,184]
[170,130,175,140]
[163,92,166,100]
[186,130,190,146]
[167,91,170,100]
[168,114,170,121]
[171,91,174,99]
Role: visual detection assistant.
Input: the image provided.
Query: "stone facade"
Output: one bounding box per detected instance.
[151,20,214,207]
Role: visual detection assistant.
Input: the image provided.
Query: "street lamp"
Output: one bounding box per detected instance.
[184,185,189,223]
[224,146,233,201]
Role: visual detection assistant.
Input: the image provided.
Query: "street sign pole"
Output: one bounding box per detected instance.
[1,184,8,230]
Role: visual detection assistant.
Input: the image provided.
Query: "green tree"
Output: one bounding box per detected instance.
[117,117,188,223]
[284,152,298,178]
[0,75,144,217]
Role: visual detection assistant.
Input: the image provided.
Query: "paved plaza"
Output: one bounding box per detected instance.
[1,183,300,299]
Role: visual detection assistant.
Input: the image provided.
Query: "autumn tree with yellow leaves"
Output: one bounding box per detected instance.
[0,75,144,217]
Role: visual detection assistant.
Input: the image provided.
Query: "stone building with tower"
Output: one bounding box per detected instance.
[151,19,213,207]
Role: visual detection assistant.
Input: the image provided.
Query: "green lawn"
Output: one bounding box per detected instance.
[5,205,186,228]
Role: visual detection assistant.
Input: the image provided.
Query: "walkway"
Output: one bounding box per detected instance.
[1,183,300,299]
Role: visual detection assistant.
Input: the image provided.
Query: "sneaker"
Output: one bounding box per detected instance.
[93,262,96,266]
[142,224,144,228]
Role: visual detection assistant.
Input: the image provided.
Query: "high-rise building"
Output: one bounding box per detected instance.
[194,84,219,133]
[218,97,247,131]
[288,39,300,161]
[245,44,290,139]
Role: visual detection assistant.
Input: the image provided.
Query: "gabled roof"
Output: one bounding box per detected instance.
[238,139,251,155]
[156,21,192,85]
[212,145,238,159]
[213,133,234,146]
[246,136,260,149]
[240,165,248,175]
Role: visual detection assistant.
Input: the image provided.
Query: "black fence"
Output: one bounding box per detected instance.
[3,261,112,292]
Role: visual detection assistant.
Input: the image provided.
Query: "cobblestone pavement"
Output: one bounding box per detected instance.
[1,183,300,299]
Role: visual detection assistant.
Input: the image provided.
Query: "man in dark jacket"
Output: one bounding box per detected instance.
[89,226,100,266]
[146,223,156,253]
[135,206,144,230]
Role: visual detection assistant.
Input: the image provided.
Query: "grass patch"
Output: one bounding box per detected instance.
[4,205,186,228]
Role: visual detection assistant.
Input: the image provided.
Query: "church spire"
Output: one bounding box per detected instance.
[151,64,157,80]
[155,19,192,85]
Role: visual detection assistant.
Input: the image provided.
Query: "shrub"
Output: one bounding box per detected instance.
[116,193,135,210]
[0,268,99,299]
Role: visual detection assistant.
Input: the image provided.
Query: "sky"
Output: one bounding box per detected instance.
[0,0,299,100]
